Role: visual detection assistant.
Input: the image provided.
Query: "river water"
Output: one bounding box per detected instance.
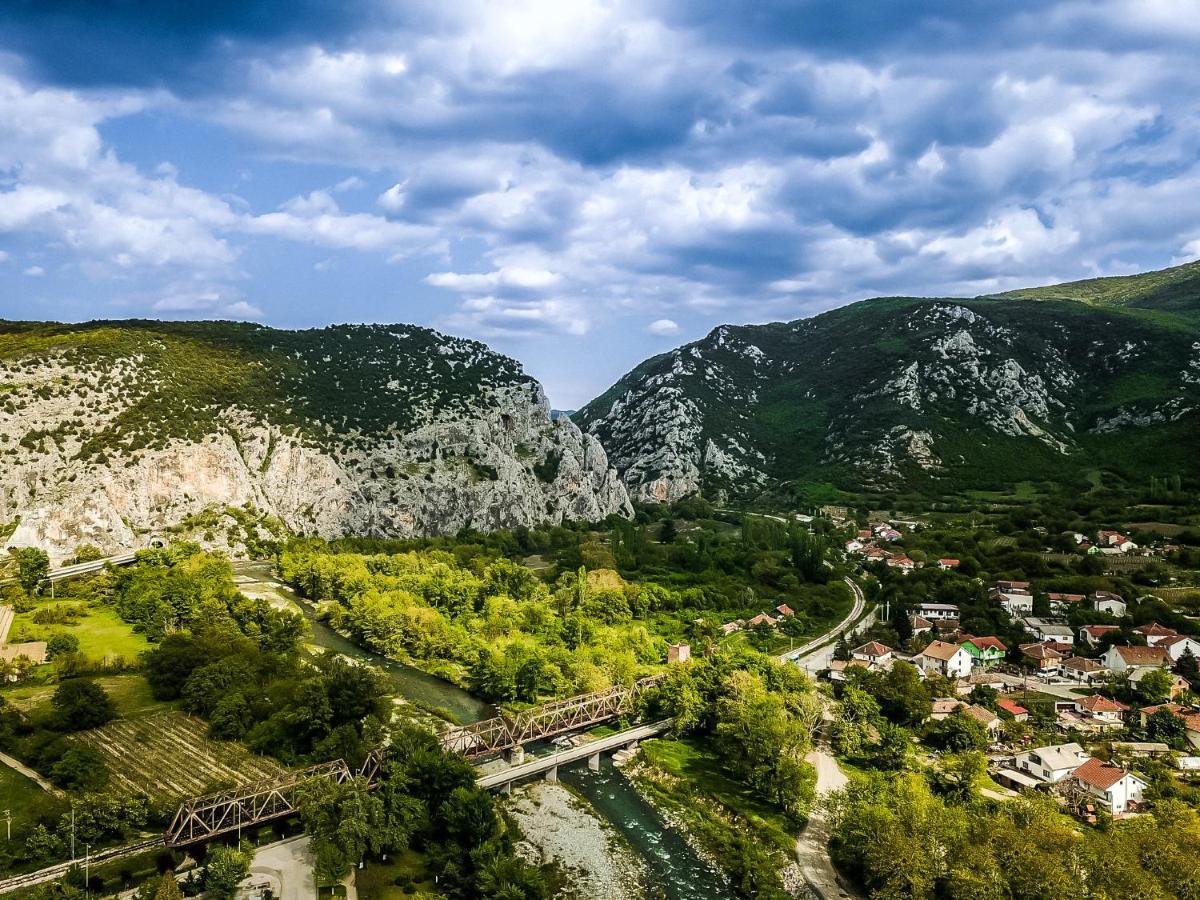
[237,563,734,897]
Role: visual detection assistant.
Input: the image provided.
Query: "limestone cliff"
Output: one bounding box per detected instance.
[0,321,630,561]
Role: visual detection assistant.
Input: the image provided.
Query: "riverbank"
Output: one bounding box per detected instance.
[503,781,645,899]
[626,738,813,899]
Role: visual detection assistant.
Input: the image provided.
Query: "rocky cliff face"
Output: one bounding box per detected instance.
[0,322,630,561]
[576,262,1200,502]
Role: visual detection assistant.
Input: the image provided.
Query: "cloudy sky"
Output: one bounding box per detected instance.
[2,1,1199,406]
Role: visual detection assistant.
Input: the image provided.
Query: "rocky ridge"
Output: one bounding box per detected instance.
[576,261,1200,502]
[0,321,630,560]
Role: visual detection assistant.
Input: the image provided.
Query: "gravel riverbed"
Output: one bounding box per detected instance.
[505,781,646,899]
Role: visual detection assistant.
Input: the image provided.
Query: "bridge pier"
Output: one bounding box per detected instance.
[500,782,512,795]
[587,752,600,772]
[545,765,558,784]
[506,745,525,766]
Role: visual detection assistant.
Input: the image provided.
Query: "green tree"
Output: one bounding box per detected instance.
[151,873,184,900]
[50,680,115,731]
[204,843,252,900]
[1139,668,1174,705]
[12,547,50,595]
[46,632,81,659]
[871,722,912,771]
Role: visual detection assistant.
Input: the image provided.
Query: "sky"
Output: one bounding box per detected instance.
[1,2,1199,408]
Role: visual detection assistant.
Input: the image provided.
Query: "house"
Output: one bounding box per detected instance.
[1022,618,1075,645]
[1073,695,1129,729]
[1102,645,1171,673]
[930,698,967,720]
[1079,625,1120,649]
[1011,742,1091,783]
[964,703,1002,738]
[1020,642,1064,672]
[991,589,1034,617]
[1091,592,1127,617]
[864,547,890,564]
[910,614,933,636]
[775,604,795,618]
[1129,666,1190,698]
[1159,634,1200,663]
[852,641,894,667]
[917,639,974,678]
[747,613,777,628]
[998,698,1029,722]
[1070,758,1147,816]
[937,559,960,571]
[844,539,865,554]
[667,643,691,664]
[1047,592,1086,616]
[1060,656,1109,685]
[720,621,742,636]
[886,555,916,572]
[826,659,871,682]
[997,580,1032,594]
[916,603,960,621]
[960,636,1007,668]
[1098,531,1139,554]
[1134,623,1179,647]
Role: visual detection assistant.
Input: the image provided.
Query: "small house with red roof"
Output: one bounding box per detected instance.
[997,698,1028,722]
[1102,644,1171,673]
[936,559,960,571]
[775,604,794,618]
[1073,695,1129,729]
[1070,758,1147,816]
[851,641,894,667]
[1079,625,1120,649]
[1134,622,1180,647]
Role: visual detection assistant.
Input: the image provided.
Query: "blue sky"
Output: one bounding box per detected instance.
[1,1,1199,407]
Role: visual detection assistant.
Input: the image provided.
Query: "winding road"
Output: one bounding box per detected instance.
[780,575,868,666]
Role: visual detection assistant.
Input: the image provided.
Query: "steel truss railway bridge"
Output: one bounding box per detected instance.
[165,674,664,847]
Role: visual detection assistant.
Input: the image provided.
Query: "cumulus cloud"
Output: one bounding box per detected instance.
[648,318,679,335]
[23,265,44,276]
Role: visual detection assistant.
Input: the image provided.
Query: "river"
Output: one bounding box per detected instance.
[234,562,736,898]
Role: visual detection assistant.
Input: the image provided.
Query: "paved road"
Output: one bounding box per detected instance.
[782,576,869,672]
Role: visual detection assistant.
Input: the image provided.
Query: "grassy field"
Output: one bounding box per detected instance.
[1,674,165,719]
[10,600,150,664]
[0,766,65,851]
[71,711,282,800]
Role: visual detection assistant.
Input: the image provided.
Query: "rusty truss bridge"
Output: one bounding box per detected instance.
[439,674,664,760]
[164,675,663,846]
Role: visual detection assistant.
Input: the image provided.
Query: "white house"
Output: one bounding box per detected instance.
[844,539,865,554]
[1102,645,1172,673]
[1012,743,1091,783]
[1072,695,1129,730]
[851,641,894,667]
[916,639,974,678]
[1079,625,1121,649]
[916,603,959,621]
[1070,758,1147,816]
[1047,592,1087,616]
[1159,634,1200,663]
[1022,618,1075,644]
[1091,591,1127,617]
[1134,623,1180,647]
[992,589,1034,617]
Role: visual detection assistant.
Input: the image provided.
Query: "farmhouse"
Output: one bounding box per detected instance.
[917,639,973,678]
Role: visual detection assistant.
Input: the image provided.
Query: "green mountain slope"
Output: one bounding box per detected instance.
[576,263,1200,504]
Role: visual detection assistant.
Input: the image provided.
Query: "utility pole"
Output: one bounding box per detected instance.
[4,808,9,841]
[70,804,75,861]
[85,844,90,899]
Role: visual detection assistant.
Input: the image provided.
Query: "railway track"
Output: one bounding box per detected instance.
[0,838,165,894]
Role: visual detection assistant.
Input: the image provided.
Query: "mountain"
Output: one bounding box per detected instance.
[575,261,1200,505]
[0,320,630,560]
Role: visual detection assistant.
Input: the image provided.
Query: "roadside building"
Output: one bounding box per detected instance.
[960,635,1007,668]
[1059,656,1109,685]
[851,641,894,667]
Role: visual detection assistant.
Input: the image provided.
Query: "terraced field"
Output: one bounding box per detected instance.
[72,711,281,799]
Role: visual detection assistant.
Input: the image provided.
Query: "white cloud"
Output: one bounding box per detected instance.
[23,265,44,276]
[426,266,562,291]
[151,287,263,319]
[647,318,679,335]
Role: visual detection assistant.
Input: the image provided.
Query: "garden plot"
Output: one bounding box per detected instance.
[72,711,282,799]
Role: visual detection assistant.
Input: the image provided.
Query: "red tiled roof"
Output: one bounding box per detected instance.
[921,639,964,661]
[997,699,1028,716]
[1135,622,1178,637]
[1076,695,1128,714]
[854,641,892,657]
[938,558,960,566]
[1047,592,1086,602]
[775,604,794,616]
[1081,625,1120,638]
[1020,643,1064,660]
[963,635,1007,652]
[1073,758,1133,791]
